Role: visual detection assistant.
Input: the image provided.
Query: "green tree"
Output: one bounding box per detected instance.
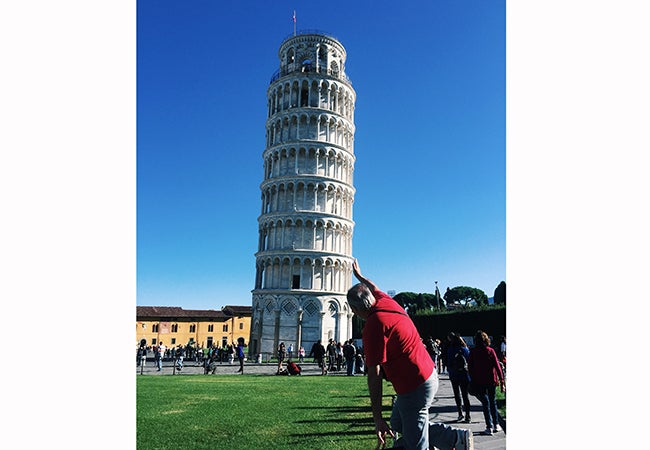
[494,281,506,305]
[421,293,439,310]
[394,292,440,313]
[393,292,417,312]
[414,293,426,313]
[443,286,488,308]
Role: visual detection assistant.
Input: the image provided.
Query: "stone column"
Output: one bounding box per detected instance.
[274,309,281,355]
[297,307,304,350]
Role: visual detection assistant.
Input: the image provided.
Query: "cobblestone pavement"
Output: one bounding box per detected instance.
[137,360,505,449]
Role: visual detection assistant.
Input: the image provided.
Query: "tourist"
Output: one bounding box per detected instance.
[347,260,473,450]
[175,344,184,371]
[326,339,337,372]
[236,337,246,374]
[343,339,356,376]
[439,338,449,374]
[355,349,365,375]
[277,342,287,374]
[228,344,235,364]
[336,342,344,371]
[308,340,326,375]
[156,341,166,371]
[447,332,472,423]
[137,343,147,367]
[205,351,218,374]
[424,336,437,363]
[497,335,506,362]
[468,330,505,436]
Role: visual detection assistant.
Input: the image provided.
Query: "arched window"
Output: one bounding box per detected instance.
[318,47,327,71]
[330,61,339,78]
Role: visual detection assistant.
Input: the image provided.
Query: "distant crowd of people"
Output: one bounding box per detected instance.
[136,337,370,377]
[272,338,366,377]
[137,339,249,373]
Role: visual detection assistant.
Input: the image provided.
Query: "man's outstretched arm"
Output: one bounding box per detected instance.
[352,259,379,292]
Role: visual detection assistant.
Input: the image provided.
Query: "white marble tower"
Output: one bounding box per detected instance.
[250,31,357,358]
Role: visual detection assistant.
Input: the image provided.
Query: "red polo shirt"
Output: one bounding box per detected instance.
[362,289,434,394]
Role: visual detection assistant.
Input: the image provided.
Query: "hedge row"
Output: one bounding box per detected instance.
[411,306,506,342]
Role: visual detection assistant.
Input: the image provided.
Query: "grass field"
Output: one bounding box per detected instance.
[496,388,506,419]
[137,374,393,449]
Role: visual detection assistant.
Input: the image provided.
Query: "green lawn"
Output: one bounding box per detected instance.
[137,374,394,449]
[496,388,506,419]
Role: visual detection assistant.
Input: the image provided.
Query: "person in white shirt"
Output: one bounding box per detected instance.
[156,342,166,371]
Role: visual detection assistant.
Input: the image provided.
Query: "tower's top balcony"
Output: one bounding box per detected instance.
[270,30,352,85]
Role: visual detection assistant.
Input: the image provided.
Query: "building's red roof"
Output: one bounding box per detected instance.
[136,306,228,320]
[222,305,253,316]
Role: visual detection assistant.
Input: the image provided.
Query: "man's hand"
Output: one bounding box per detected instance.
[374,418,395,449]
[352,259,362,279]
[352,259,379,292]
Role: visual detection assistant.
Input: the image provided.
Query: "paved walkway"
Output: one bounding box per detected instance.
[429,371,506,450]
[137,360,505,449]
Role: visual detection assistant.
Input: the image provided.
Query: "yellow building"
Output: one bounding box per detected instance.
[136,305,252,353]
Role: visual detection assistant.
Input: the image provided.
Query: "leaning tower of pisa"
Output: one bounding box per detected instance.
[249,31,357,358]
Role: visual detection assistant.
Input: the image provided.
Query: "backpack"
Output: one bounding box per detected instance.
[453,350,468,372]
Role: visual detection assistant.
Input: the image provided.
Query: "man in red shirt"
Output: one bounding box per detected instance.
[347,260,473,450]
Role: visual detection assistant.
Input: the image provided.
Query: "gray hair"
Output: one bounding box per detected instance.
[347,283,376,311]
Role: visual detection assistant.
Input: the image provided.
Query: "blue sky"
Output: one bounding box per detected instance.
[137,0,506,309]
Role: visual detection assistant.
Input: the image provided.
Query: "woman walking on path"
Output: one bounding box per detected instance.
[447,332,472,423]
[468,330,505,436]
[276,342,287,374]
[236,337,246,374]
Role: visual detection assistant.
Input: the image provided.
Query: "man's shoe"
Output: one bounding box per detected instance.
[464,416,471,423]
[493,424,501,433]
[484,427,493,435]
[457,414,464,421]
[456,428,474,450]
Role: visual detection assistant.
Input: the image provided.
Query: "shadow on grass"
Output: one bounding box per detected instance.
[291,405,384,425]
[288,401,392,441]
[286,414,377,445]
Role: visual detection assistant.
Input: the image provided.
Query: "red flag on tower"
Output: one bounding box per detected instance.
[293,10,296,23]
